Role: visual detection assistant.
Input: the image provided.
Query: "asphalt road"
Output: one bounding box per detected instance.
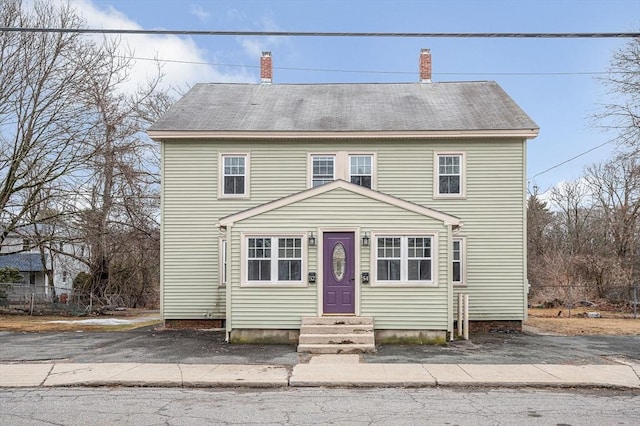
[1,387,639,425]
[1,328,639,365]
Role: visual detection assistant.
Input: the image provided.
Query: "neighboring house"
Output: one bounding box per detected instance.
[0,226,87,298]
[148,50,539,345]
[0,237,51,299]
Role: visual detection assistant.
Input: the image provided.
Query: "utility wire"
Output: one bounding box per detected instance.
[125,55,611,76]
[531,138,617,180]
[1,27,639,38]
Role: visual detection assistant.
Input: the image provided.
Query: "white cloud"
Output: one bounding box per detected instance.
[60,0,254,91]
[189,4,210,22]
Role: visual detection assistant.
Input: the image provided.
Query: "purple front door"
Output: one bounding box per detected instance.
[323,232,355,314]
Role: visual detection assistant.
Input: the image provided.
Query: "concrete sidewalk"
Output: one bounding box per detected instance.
[1,355,639,389]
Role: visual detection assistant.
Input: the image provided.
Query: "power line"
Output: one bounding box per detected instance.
[531,138,617,180]
[125,55,611,76]
[1,27,639,38]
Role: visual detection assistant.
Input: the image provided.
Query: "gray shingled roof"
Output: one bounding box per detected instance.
[149,82,538,133]
[0,254,47,272]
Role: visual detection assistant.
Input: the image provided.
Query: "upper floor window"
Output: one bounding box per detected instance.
[309,152,376,189]
[349,155,372,189]
[220,154,249,197]
[375,235,434,285]
[311,155,335,187]
[245,236,303,284]
[436,153,465,197]
[22,238,34,251]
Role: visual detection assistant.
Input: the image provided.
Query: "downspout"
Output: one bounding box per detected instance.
[522,139,528,322]
[159,142,165,321]
[224,224,233,342]
[446,223,454,341]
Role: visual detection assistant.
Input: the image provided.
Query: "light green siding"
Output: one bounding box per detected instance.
[227,188,449,330]
[161,138,527,326]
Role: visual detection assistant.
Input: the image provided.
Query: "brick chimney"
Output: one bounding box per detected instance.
[260,51,272,84]
[419,48,432,83]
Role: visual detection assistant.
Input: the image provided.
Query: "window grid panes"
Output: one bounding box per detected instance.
[221,240,227,286]
[453,239,462,283]
[438,155,461,195]
[349,155,372,188]
[247,237,303,283]
[312,156,335,187]
[377,237,401,281]
[408,237,432,281]
[277,238,302,281]
[376,236,433,283]
[223,156,246,195]
[247,237,271,281]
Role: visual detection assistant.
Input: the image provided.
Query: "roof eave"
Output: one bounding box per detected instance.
[147,128,540,141]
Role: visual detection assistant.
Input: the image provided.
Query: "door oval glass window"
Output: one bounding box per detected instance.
[332,242,346,282]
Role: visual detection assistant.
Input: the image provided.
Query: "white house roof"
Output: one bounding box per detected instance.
[148,82,538,139]
[218,180,461,227]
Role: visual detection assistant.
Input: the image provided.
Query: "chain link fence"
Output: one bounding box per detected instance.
[0,282,112,315]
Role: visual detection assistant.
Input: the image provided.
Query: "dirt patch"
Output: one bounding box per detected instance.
[0,309,161,332]
[525,308,640,336]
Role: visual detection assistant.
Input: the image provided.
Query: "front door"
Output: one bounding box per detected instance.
[323,232,355,314]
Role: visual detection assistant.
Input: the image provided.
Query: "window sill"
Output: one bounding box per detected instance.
[240,282,309,288]
[433,194,466,200]
[370,282,438,288]
[218,195,250,200]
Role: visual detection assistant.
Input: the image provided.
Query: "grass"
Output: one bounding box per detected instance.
[1,307,638,335]
[525,307,640,336]
[0,309,161,332]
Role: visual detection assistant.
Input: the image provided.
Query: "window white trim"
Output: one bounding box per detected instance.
[308,154,336,188]
[452,236,467,286]
[370,231,439,287]
[219,153,250,198]
[241,233,307,287]
[219,238,227,287]
[348,153,376,189]
[434,152,466,198]
[308,152,376,189]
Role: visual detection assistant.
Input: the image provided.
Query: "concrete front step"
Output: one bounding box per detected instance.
[297,343,376,354]
[300,324,374,335]
[298,316,376,354]
[298,333,375,345]
[301,316,374,326]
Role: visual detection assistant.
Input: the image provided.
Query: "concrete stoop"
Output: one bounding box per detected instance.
[297,316,376,354]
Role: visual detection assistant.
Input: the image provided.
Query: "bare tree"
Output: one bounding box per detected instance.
[526,190,553,293]
[1,0,173,307]
[596,35,640,148]
[584,153,640,298]
[69,38,170,307]
[0,0,102,248]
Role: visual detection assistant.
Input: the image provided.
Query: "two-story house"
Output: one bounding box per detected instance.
[0,225,88,301]
[148,50,538,349]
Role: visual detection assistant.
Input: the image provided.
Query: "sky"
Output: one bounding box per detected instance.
[60,0,639,195]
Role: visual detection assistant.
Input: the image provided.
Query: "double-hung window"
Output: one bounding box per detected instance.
[246,236,303,284]
[436,153,464,196]
[452,237,465,285]
[311,155,335,187]
[375,235,434,284]
[221,154,248,197]
[220,239,227,286]
[309,153,375,189]
[349,155,372,189]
